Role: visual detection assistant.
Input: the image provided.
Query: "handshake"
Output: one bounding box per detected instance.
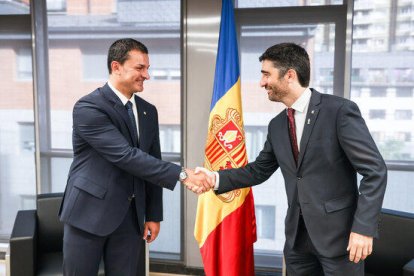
[182,167,216,194]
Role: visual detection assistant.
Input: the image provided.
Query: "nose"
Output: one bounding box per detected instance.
[259,77,266,88]
[144,69,150,80]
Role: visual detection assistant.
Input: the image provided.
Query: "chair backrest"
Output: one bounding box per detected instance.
[37,193,64,254]
[365,208,414,276]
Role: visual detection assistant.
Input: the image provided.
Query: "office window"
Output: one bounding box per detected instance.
[82,52,107,81]
[351,88,362,98]
[351,68,363,82]
[368,68,387,83]
[19,122,35,153]
[394,110,412,120]
[47,0,66,12]
[396,88,413,97]
[369,109,386,119]
[395,132,411,143]
[46,0,182,258]
[0,0,29,14]
[370,87,387,97]
[0,37,36,239]
[255,205,276,240]
[319,68,333,83]
[371,131,385,144]
[16,48,32,81]
[236,0,343,8]
[399,6,411,15]
[393,68,414,83]
[159,125,180,152]
[350,0,414,216]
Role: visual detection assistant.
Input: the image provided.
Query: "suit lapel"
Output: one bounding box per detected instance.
[101,84,139,147]
[297,89,321,168]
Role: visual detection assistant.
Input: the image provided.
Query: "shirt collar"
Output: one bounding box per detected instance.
[291,88,312,113]
[107,81,136,106]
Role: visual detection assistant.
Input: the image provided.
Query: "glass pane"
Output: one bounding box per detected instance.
[51,157,73,193]
[0,39,36,239]
[350,0,414,162]
[382,170,414,213]
[47,0,181,152]
[46,0,181,256]
[236,0,343,8]
[150,181,181,256]
[240,22,335,254]
[0,0,30,14]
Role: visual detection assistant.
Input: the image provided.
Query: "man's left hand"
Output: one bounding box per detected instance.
[347,232,373,263]
[143,221,160,243]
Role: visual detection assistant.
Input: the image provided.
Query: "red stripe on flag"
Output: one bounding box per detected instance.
[200,190,257,276]
[235,156,247,167]
[207,144,223,161]
[231,143,246,161]
[206,143,220,158]
[206,140,220,156]
[209,148,226,164]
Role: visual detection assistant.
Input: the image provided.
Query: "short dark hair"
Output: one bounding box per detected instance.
[259,43,310,87]
[107,38,148,74]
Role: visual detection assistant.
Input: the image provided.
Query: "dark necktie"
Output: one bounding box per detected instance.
[287,108,299,166]
[125,101,139,144]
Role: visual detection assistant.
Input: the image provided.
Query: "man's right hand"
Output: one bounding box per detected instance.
[182,168,215,194]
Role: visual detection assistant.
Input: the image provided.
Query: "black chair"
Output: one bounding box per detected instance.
[365,208,414,276]
[9,193,105,276]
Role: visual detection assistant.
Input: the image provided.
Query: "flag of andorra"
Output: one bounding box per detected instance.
[194,0,257,275]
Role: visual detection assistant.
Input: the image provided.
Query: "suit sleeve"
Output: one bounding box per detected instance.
[145,108,163,222]
[337,100,387,238]
[73,100,181,191]
[217,126,279,194]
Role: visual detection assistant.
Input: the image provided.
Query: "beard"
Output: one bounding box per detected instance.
[266,85,289,102]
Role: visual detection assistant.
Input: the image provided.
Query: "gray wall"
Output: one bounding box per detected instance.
[183,0,221,268]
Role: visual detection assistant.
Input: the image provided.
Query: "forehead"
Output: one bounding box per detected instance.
[261,60,279,74]
[126,50,149,64]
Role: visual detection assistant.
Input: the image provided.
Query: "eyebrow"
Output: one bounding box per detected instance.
[261,70,269,74]
[135,63,150,68]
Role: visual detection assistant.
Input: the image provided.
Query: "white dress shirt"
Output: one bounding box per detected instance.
[211,87,312,189]
[108,81,140,139]
[289,87,312,151]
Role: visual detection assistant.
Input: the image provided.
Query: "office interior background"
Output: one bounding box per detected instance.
[0,0,413,273]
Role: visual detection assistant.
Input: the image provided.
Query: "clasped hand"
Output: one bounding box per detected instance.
[182,167,215,194]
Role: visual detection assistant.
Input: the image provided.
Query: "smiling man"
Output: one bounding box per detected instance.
[59,38,211,275]
[197,43,387,275]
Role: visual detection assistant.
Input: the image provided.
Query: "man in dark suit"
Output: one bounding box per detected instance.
[197,43,387,275]
[59,38,211,275]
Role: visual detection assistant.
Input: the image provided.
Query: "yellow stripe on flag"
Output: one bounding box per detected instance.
[194,78,251,247]
[208,78,243,128]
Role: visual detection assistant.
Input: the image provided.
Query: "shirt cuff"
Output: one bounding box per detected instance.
[213,171,220,190]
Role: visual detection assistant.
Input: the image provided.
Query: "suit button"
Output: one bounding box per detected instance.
[297,176,302,180]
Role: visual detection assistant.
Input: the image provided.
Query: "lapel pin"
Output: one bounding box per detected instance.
[143,111,147,115]
[307,118,311,124]
[311,110,314,114]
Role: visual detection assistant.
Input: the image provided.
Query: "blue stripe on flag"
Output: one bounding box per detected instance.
[210,0,240,111]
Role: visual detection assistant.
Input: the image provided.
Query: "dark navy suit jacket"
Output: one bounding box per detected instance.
[217,89,387,258]
[59,84,181,236]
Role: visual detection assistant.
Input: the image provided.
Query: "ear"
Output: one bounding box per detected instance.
[111,61,121,75]
[285,69,297,83]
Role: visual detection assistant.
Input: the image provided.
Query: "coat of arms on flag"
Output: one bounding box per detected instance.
[205,108,246,202]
